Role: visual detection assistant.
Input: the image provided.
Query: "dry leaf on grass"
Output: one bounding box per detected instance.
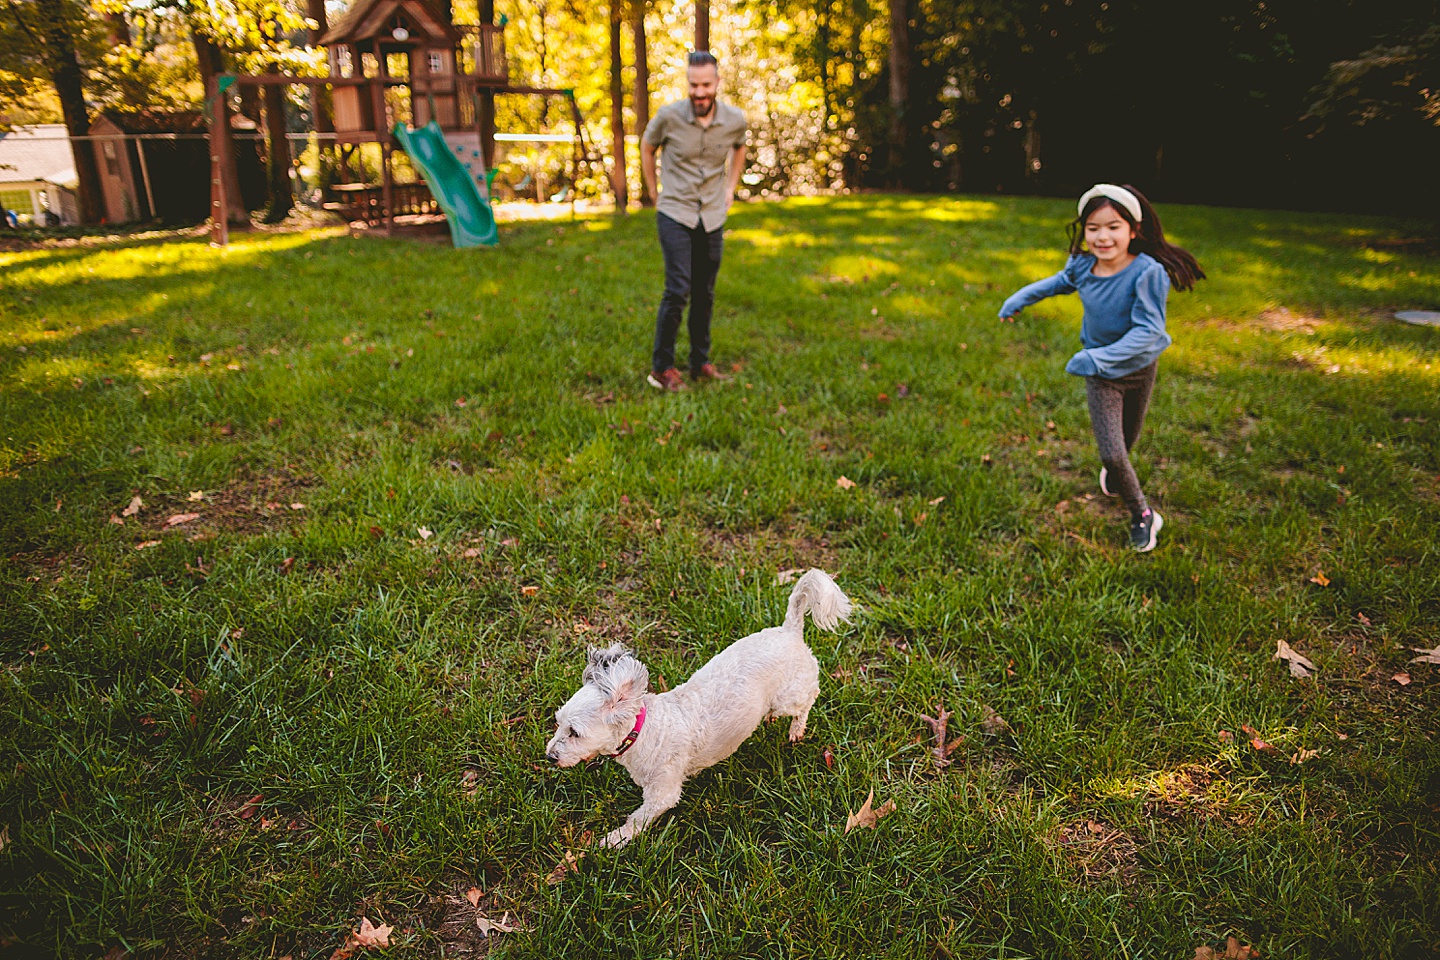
[1240,724,1281,757]
[521,585,539,597]
[775,567,804,585]
[979,705,1013,739]
[418,527,433,540]
[920,704,962,768]
[1290,748,1321,764]
[476,912,524,937]
[1392,672,1412,686]
[1409,645,1440,665]
[464,887,482,907]
[1193,935,1260,959]
[188,490,205,502]
[835,475,857,490]
[165,513,201,527]
[1273,639,1317,678]
[121,495,143,517]
[844,789,895,833]
[928,496,946,506]
[135,540,161,551]
[331,917,393,959]
[109,514,125,525]
[546,848,585,884]
[1309,570,1330,587]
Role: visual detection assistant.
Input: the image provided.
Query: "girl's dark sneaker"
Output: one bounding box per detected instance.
[1099,467,1116,497]
[1130,508,1163,552]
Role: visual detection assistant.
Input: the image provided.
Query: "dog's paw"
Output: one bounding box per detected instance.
[600,828,631,849]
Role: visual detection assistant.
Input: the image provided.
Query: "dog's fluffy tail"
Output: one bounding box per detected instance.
[784,569,853,633]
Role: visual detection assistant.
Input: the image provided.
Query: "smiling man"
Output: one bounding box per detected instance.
[641,51,750,392]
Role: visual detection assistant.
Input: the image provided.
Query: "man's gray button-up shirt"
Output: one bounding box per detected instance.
[642,99,748,231]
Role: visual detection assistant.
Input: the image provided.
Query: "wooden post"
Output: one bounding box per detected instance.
[695,1,709,51]
[207,73,232,246]
[371,45,394,236]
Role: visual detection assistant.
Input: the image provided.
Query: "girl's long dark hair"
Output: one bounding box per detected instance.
[1067,184,1206,292]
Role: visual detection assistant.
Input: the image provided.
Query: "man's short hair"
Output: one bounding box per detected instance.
[687,51,718,69]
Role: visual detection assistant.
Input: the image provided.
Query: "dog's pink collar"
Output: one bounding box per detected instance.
[608,705,646,759]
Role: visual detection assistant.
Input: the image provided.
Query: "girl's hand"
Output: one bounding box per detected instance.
[1000,314,1017,323]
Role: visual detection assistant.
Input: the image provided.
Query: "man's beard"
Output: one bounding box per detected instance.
[690,95,715,117]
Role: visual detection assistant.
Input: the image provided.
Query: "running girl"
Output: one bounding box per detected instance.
[998,184,1205,552]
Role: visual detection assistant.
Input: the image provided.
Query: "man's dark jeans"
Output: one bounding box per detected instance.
[652,211,724,375]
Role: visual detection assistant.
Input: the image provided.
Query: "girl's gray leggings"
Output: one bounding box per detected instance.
[1085,361,1158,517]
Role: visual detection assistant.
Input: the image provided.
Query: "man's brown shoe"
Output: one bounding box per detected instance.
[647,368,686,392]
[691,362,732,382]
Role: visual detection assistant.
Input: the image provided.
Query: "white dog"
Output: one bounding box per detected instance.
[545,568,853,847]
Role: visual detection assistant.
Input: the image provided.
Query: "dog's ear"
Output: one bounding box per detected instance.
[583,643,631,686]
[600,656,649,709]
[583,644,649,710]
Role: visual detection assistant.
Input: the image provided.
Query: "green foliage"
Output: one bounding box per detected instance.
[1,196,1438,957]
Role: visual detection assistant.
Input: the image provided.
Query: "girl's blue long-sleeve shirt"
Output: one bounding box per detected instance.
[998,252,1171,379]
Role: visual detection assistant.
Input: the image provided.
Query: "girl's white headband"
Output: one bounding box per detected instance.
[1077,184,1143,223]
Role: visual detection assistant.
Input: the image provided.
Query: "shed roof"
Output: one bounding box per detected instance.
[92,110,207,134]
[318,0,457,46]
[0,124,77,187]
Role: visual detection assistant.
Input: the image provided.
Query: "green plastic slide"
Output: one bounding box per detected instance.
[391,121,498,248]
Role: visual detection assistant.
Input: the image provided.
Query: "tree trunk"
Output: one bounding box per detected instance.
[609,8,628,211]
[306,0,334,140]
[886,0,910,188]
[33,0,103,223]
[193,31,248,222]
[695,0,709,52]
[263,65,294,222]
[816,0,832,130]
[632,0,652,206]
[478,0,497,168]
[105,10,130,46]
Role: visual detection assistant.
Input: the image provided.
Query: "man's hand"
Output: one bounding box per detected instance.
[725,143,746,208]
[641,141,659,202]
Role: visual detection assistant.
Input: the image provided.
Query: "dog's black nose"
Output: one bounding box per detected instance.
[546,751,559,764]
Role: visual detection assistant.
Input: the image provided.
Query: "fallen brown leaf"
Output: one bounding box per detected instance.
[835,476,857,490]
[775,567,804,586]
[465,887,482,907]
[188,490,205,502]
[476,912,523,936]
[844,789,895,833]
[1290,748,1320,764]
[1192,935,1260,959]
[823,745,835,769]
[165,512,201,527]
[521,585,539,596]
[109,514,125,526]
[418,526,433,540]
[279,557,296,575]
[979,705,1012,739]
[928,496,946,506]
[919,704,955,768]
[1218,730,1234,743]
[1273,638,1317,679]
[236,794,263,820]
[1392,672,1412,686]
[331,916,393,959]
[1409,645,1440,665]
[1309,570,1330,587]
[546,848,585,884]
[135,540,161,550]
[121,495,143,517]
[462,547,482,558]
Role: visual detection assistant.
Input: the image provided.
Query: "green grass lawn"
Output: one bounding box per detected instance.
[2,195,1438,959]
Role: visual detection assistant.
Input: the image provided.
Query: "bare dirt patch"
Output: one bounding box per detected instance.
[1258,307,1320,333]
[135,470,320,540]
[1051,818,1141,885]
